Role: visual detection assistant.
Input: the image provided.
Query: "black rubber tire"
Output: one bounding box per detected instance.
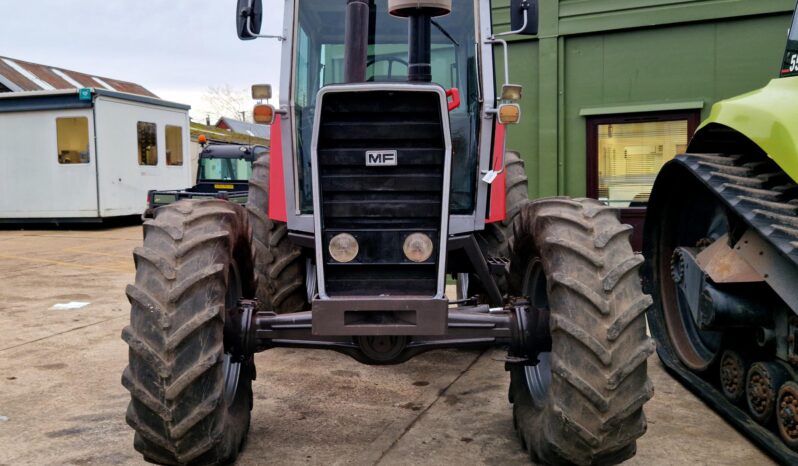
[246,152,307,313]
[509,197,655,465]
[469,151,528,296]
[122,199,255,465]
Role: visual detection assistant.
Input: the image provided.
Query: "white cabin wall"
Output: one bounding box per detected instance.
[0,109,98,218]
[93,97,192,217]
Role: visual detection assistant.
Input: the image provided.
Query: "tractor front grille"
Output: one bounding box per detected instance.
[314,87,448,297]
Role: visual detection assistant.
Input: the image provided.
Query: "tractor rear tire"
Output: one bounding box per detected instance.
[469,150,528,297]
[509,197,654,465]
[122,200,255,465]
[247,152,308,313]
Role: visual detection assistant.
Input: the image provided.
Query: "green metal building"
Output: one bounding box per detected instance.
[492,0,795,245]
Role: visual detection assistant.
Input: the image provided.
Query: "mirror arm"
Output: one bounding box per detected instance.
[484,8,528,87]
[491,7,528,39]
[244,12,286,41]
[486,37,510,87]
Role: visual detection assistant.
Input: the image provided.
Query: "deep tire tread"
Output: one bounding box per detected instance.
[247,153,308,313]
[122,199,254,465]
[509,197,653,465]
[474,151,529,295]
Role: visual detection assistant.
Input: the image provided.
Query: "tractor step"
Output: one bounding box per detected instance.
[487,256,510,276]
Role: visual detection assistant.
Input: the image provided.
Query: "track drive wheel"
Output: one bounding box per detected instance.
[508,198,655,465]
[122,200,255,465]
[247,151,308,313]
[645,167,730,372]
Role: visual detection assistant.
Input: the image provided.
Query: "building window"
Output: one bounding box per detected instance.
[137,121,158,166]
[56,117,90,164]
[587,112,699,207]
[165,125,183,166]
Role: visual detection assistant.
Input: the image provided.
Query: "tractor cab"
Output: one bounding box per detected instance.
[195,143,260,193]
[288,0,482,216]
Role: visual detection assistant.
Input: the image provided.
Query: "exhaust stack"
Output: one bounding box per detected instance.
[389,0,452,83]
[344,0,373,83]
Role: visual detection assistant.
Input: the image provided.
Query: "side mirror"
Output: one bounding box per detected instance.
[237,0,263,41]
[510,0,539,36]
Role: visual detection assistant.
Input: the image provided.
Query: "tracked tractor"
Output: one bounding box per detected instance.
[121,1,653,464]
[642,5,798,464]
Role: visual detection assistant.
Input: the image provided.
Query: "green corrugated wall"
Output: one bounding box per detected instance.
[491,0,795,198]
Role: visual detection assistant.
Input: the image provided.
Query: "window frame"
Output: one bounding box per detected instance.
[585,110,701,202]
[55,116,91,165]
[137,121,159,166]
[165,125,184,166]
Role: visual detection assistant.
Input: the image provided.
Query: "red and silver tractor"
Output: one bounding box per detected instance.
[121,1,654,464]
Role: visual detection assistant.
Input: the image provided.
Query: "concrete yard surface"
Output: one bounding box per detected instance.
[0,226,775,465]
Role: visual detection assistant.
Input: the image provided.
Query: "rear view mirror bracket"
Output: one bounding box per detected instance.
[237,0,285,41]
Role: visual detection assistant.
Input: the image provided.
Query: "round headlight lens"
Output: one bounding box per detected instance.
[329,233,359,263]
[403,233,434,263]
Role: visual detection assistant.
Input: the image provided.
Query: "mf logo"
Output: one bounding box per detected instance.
[365,150,397,166]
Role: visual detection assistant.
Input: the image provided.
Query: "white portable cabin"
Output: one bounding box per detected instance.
[0,88,192,221]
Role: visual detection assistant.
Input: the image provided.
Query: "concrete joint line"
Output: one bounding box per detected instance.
[0,316,125,353]
[372,349,487,465]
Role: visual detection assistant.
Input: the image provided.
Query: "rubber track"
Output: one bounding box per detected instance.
[657,152,798,464]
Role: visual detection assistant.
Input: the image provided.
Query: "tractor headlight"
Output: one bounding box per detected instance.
[329,233,359,263]
[403,233,434,263]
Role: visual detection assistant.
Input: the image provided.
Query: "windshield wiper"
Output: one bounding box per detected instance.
[431,20,459,47]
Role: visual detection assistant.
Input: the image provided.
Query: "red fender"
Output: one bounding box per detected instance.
[268,118,287,222]
[485,123,507,224]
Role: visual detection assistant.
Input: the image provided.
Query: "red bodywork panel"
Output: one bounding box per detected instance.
[268,118,288,222]
[486,123,507,224]
[445,88,461,112]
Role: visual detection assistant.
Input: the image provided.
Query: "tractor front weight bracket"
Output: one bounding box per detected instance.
[233,300,551,366]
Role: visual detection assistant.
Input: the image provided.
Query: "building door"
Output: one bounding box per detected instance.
[586,111,700,250]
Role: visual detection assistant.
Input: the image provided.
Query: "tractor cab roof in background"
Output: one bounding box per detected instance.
[200,143,266,161]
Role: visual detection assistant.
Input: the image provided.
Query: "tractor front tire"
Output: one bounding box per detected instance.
[247,152,308,313]
[122,200,255,465]
[509,198,654,465]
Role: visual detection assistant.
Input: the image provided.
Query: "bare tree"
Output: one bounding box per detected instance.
[203,85,250,122]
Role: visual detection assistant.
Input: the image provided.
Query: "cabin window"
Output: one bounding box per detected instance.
[56,117,90,164]
[137,122,158,165]
[586,111,700,250]
[165,125,183,166]
[587,113,699,207]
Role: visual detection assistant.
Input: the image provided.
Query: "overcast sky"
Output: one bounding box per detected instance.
[0,0,285,121]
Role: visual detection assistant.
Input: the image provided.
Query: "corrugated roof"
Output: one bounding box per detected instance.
[216,117,271,139]
[0,55,157,98]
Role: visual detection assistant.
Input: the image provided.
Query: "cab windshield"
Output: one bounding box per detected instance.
[199,158,253,182]
[293,0,480,214]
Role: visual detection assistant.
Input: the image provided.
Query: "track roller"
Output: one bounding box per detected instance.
[747,362,791,425]
[777,381,798,450]
[719,349,749,404]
